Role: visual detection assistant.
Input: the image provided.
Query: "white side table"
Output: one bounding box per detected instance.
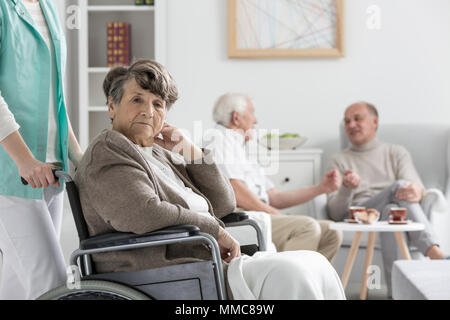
[329,221,425,300]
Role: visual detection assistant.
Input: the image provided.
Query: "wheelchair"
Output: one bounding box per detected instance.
[38,171,266,300]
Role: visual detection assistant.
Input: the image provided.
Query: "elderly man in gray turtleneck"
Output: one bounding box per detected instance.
[327,101,447,293]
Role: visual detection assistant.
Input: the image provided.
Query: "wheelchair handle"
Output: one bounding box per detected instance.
[21,169,72,185]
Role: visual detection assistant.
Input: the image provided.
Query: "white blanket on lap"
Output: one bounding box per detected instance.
[227,250,346,300]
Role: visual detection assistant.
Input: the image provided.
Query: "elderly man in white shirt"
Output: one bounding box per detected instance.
[204,93,343,262]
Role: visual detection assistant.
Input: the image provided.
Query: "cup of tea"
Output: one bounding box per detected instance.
[390,207,407,221]
[349,206,366,220]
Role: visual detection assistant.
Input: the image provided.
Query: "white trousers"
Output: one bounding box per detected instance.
[228,250,346,300]
[0,186,67,300]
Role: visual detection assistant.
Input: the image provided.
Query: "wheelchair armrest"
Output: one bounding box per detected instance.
[222,212,267,252]
[220,211,249,224]
[80,225,200,250]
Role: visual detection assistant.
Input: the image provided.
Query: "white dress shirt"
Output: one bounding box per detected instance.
[204,124,274,204]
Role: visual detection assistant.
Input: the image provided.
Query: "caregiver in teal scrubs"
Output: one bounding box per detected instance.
[0,0,83,299]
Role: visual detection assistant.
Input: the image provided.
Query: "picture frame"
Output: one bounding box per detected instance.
[227,0,345,58]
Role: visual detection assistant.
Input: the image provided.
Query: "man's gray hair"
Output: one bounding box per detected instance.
[364,102,378,118]
[213,93,250,127]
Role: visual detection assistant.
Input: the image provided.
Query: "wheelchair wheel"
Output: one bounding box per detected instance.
[37,280,151,300]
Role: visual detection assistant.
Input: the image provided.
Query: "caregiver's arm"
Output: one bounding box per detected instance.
[67,114,84,169]
[1,132,59,188]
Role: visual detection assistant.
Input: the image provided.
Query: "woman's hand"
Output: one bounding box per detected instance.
[154,122,203,161]
[153,122,184,151]
[217,227,241,263]
[18,159,60,188]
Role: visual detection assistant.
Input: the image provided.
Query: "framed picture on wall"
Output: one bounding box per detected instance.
[227,0,345,58]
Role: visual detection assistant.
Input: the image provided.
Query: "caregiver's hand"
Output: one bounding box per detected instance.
[154,122,203,162]
[19,158,60,188]
[0,130,59,188]
[218,227,241,263]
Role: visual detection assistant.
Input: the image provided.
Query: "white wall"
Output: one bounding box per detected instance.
[165,0,450,164]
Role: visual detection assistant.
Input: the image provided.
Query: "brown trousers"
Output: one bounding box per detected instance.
[270,214,343,262]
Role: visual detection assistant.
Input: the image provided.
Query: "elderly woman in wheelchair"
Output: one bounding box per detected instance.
[42,59,345,300]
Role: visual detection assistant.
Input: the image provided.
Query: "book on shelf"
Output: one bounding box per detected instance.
[135,0,154,5]
[107,22,115,67]
[107,22,131,68]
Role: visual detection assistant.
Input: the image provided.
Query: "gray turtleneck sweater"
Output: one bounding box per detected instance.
[326,138,423,221]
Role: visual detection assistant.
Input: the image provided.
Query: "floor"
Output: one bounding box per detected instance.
[345,282,390,300]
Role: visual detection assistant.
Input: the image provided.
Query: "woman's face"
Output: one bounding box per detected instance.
[109,78,167,147]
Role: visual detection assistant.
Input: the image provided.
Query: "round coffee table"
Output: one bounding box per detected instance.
[329,221,425,300]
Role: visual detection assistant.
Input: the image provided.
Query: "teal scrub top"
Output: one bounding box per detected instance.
[0,0,69,200]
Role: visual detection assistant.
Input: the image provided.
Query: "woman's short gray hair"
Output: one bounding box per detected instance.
[103,59,178,109]
[212,93,250,127]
